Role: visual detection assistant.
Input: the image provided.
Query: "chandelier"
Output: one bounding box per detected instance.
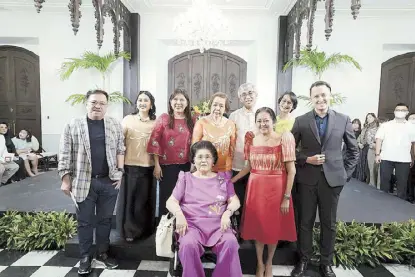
[173,0,230,53]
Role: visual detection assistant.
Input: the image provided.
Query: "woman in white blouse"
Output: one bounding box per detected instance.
[12,129,39,176]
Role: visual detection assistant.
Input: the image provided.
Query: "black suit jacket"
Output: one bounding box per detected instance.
[292,110,359,187]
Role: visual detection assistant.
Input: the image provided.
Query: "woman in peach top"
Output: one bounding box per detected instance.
[117,91,157,242]
[192,92,236,173]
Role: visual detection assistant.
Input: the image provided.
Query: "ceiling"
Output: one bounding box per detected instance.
[0,0,296,15]
[0,0,414,15]
[129,0,295,15]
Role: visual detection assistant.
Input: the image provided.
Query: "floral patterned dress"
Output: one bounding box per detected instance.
[147,113,193,216]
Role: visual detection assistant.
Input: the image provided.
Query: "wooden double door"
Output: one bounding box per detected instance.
[378,52,415,119]
[168,49,247,112]
[0,46,41,142]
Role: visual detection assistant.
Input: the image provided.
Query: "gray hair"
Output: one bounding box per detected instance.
[237,83,257,98]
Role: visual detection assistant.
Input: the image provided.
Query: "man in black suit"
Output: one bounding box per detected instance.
[290,81,359,277]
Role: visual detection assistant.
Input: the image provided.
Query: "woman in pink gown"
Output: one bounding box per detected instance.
[166,140,243,277]
[232,107,297,277]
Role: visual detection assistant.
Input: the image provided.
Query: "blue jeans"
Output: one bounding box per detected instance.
[76,177,118,257]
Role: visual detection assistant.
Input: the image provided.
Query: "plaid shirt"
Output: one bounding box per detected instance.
[58,116,125,202]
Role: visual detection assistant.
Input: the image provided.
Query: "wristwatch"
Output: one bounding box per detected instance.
[283,193,291,200]
[117,168,125,174]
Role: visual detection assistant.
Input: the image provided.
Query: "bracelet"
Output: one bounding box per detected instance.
[283,193,291,200]
[226,208,234,215]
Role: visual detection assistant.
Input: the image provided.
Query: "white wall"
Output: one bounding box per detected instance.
[291,12,415,122]
[140,12,279,114]
[0,9,125,152]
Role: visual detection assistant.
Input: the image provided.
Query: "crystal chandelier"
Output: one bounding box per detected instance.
[173,0,230,53]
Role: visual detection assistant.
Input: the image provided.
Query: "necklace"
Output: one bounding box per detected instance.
[138,114,150,122]
[209,115,223,127]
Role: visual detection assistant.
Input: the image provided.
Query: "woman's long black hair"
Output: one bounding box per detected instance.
[131,91,157,120]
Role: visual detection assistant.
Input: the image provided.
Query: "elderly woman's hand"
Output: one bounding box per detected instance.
[175,211,188,236]
[220,210,232,232]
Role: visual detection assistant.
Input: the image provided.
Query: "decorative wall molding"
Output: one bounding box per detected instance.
[33,0,132,55]
[286,0,362,59]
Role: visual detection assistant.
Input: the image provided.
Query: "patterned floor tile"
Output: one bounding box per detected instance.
[43,251,79,267]
[64,267,104,277]
[30,266,72,277]
[99,269,137,277]
[137,260,170,271]
[0,266,39,277]
[11,251,59,266]
[0,250,27,266]
[383,264,415,277]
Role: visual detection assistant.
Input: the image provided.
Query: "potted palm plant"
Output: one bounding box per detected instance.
[283,47,362,106]
[59,51,132,105]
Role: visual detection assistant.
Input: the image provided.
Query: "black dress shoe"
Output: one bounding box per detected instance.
[291,260,307,277]
[320,265,336,277]
[95,253,118,269]
[78,256,92,275]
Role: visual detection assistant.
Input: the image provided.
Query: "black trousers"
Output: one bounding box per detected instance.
[117,165,155,239]
[232,170,249,224]
[298,172,342,265]
[408,165,415,202]
[158,163,191,217]
[380,160,410,200]
[77,177,118,258]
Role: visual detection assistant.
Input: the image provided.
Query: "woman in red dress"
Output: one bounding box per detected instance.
[231,107,296,277]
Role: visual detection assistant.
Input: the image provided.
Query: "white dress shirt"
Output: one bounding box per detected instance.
[229,107,256,171]
[376,120,415,163]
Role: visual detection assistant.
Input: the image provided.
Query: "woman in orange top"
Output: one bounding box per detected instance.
[192,92,236,173]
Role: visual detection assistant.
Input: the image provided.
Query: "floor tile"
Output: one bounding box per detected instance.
[357,264,395,277]
[202,262,215,269]
[74,259,106,269]
[0,266,39,277]
[137,260,170,271]
[133,271,168,277]
[116,260,142,270]
[383,264,415,277]
[100,269,137,277]
[272,265,293,275]
[333,267,364,277]
[11,251,59,266]
[30,266,72,277]
[0,250,27,266]
[43,251,79,267]
[64,267,104,277]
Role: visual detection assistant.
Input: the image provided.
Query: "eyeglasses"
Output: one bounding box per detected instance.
[88,101,108,107]
[240,91,255,99]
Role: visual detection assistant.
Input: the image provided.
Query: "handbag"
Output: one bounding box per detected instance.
[155,213,175,258]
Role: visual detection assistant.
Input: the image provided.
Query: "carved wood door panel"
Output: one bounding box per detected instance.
[378,53,415,119]
[0,46,41,143]
[168,49,247,112]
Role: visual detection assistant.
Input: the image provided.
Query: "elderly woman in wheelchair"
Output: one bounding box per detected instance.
[166,140,243,277]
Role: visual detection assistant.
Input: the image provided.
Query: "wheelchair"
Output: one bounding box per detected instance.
[169,211,240,277]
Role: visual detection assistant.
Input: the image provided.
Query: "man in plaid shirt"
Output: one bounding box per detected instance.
[58,90,125,275]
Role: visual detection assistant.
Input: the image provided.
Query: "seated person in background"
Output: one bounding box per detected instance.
[166,140,242,277]
[12,129,39,176]
[0,134,19,186]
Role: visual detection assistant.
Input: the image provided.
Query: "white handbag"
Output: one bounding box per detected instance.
[155,214,175,258]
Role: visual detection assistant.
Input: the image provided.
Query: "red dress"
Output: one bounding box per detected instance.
[241,131,297,244]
